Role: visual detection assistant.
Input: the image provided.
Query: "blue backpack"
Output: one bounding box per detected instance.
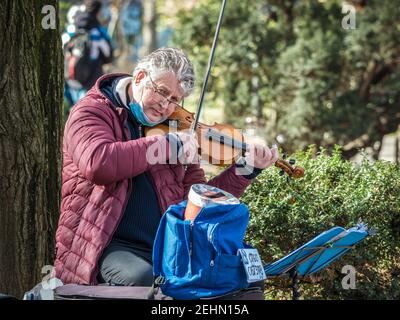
[152,200,251,299]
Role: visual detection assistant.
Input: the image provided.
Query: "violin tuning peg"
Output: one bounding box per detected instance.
[279,170,285,176]
[289,159,296,165]
[282,153,287,159]
[286,176,292,184]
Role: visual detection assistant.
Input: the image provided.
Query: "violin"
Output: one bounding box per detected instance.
[144,107,304,179]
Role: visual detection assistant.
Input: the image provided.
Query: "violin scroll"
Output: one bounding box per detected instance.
[275,159,304,179]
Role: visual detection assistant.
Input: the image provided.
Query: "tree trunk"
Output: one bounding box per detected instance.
[140,0,157,57]
[0,1,63,298]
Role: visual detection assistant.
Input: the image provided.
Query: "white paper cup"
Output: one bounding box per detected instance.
[184,184,239,221]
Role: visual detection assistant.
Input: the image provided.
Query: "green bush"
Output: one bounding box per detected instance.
[241,145,400,299]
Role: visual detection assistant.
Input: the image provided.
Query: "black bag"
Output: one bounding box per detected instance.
[0,293,18,300]
[64,30,98,87]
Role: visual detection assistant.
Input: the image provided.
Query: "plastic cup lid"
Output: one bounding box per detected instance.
[188,184,240,208]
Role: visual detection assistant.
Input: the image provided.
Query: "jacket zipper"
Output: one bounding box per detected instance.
[145,170,164,215]
[138,124,143,138]
[113,113,133,236]
[92,109,132,284]
[139,123,167,214]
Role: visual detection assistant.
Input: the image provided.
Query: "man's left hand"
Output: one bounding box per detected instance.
[244,144,279,169]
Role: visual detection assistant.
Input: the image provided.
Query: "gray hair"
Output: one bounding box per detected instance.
[133,47,195,97]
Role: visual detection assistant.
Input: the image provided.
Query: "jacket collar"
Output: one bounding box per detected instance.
[92,72,132,109]
[88,73,133,128]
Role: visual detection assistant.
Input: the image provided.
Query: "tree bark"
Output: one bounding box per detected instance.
[0,1,63,298]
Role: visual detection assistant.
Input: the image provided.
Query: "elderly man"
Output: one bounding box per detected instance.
[54,47,278,286]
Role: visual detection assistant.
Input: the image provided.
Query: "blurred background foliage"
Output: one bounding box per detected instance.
[242,146,400,299]
[172,0,400,160]
[59,1,400,163]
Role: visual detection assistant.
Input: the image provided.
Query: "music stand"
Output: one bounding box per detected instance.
[263,223,374,299]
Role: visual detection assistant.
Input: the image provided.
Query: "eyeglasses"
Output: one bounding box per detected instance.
[148,75,184,110]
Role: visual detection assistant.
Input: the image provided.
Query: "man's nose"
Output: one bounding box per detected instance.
[159,99,170,109]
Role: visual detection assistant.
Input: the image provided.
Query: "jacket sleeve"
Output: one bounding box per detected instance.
[182,164,252,199]
[65,104,170,185]
[182,164,207,198]
[206,165,253,198]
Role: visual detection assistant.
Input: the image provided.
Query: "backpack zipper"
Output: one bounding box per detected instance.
[209,226,216,268]
[189,220,194,257]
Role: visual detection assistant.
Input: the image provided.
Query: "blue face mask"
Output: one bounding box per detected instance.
[128,101,165,127]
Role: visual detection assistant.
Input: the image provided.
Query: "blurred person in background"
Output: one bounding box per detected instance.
[120,0,142,62]
[62,0,113,116]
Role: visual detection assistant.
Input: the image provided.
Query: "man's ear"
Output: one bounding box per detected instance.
[134,70,146,85]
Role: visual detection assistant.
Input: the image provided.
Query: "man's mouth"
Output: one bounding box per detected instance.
[152,108,163,117]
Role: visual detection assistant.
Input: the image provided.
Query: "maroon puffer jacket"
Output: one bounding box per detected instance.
[54,73,253,285]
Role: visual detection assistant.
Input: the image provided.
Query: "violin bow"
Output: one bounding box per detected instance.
[190,0,227,134]
[187,0,304,180]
